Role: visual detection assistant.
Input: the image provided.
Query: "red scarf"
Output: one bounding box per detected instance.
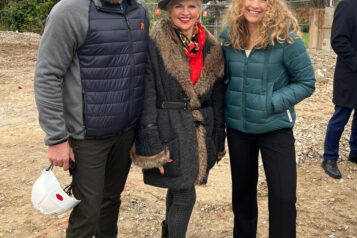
[178,23,206,85]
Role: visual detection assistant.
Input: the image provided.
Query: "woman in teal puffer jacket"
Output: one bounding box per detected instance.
[220,0,315,237]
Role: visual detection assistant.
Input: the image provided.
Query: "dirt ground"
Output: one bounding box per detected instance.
[0,31,356,238]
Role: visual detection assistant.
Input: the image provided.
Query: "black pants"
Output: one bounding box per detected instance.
[227,127,297,238]
[66,129,135,238]
[165,186,196,238]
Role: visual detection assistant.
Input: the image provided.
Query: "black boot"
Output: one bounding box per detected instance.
[348,153,357,164]
[321,159,342,179]
[162,220,168,238]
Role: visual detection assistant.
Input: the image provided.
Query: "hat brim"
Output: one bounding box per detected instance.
[158,0,171,10]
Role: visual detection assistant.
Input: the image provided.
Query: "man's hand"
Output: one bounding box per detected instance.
[48,141,75,171]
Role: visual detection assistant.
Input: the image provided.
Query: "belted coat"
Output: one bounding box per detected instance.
[131,19,226,189]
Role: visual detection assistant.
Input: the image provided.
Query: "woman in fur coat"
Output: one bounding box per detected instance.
[130,0,225,237]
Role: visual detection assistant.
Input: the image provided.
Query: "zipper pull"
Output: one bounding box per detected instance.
[124,16,130,29]
[287,109,293,122]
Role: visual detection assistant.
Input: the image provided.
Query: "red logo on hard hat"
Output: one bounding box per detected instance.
[56,194,63,201]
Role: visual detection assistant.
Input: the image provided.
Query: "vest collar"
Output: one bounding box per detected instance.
[93,0,138,13]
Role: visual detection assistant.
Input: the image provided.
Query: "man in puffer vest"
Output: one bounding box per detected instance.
[34,0,149,236]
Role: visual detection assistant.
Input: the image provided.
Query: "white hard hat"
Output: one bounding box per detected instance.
[31,164,81,215]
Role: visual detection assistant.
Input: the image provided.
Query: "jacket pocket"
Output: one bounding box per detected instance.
[266,83,274,115]
[162,138,181,177]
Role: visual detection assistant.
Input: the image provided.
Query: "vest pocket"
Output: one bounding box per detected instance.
[162,138,181,177]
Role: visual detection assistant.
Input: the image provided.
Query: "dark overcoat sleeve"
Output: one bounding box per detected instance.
[331,0,357,72]
[131,40,170,168]
[211,77,226,154]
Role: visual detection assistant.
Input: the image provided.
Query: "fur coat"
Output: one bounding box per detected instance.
[131,18,225,189]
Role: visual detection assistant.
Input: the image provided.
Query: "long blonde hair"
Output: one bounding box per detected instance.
[225,0,301,50]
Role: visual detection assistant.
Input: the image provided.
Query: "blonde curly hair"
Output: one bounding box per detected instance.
[225,0,301,50]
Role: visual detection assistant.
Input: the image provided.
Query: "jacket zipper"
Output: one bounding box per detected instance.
[243,52,248,131]
[242,48,256,131]
[82,90,88,135]
[121,4,136,124]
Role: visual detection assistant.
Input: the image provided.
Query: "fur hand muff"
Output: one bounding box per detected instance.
[130,143,171,169]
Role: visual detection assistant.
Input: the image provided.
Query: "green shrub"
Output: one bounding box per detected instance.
[298,18,309,33]
[202,15,214,26]
[0,0,55,33]
[302,32,309,48]
[335,0,342,5]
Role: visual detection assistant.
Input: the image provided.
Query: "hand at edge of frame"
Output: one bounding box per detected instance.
[48,141,75,171]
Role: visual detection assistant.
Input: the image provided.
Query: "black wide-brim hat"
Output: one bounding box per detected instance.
[158,0,172,10]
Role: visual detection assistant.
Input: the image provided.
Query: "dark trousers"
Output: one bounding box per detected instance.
[227,127,297,238]
[66,129,135,238]
[323,105,357,160]
[165,186,196,238]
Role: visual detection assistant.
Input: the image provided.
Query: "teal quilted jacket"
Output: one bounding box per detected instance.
[220,30,315,134]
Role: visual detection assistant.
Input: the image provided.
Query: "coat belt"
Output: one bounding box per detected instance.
[157,101,210,110]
